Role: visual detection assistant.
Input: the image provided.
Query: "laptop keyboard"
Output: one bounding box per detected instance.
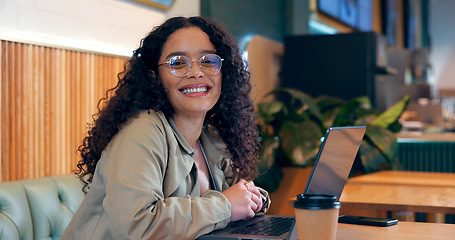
[230,217,294,236]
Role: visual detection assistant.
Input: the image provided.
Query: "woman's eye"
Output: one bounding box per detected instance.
[171,61,187,68]
[201,58,217,66]
[201,60,213,65]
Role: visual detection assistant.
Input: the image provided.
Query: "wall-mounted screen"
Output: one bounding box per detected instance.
[318,0,372,31]
[318,0,339,18]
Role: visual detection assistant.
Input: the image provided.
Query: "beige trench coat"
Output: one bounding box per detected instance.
[62,110,269,240]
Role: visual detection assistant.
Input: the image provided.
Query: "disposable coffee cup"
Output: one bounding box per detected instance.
[293,194,340,240]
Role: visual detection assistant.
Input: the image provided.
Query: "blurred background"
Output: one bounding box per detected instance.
[0,0,454,181]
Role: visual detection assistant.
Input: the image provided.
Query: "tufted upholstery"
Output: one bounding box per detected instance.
[0,174,85,240]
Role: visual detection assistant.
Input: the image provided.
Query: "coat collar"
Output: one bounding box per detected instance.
[161,111,233,193]
[167,116,195,155]
[166,113,232,164]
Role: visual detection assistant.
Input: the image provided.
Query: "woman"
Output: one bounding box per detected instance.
[62,16,270,240]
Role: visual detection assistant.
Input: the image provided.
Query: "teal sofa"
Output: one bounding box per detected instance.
[0,174,85,240]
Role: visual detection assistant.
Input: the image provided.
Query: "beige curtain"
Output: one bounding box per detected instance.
[0,40,128,182]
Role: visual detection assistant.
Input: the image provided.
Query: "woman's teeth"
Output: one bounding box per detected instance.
[180,87,208,94]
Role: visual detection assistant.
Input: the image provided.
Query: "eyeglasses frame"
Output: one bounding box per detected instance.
[158,54,224,77]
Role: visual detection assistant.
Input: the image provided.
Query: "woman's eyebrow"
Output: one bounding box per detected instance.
[164,51,185,59]
[201,49,217,55]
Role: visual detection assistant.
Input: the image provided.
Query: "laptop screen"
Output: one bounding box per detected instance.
[304,126,366,201]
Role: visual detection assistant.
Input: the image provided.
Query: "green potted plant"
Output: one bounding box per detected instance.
[255,88,410,192]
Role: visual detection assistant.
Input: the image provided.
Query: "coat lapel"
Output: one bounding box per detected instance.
[160,115,196,197]
[200,126,234,192]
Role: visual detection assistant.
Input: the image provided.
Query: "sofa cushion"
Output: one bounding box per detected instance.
[50,175,85,214]
[0,181,34,240]
[0,174,84,240]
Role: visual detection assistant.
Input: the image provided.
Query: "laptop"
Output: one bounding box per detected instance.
[197,126,366,240]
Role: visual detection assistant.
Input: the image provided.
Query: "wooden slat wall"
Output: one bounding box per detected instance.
[0,40,128,182]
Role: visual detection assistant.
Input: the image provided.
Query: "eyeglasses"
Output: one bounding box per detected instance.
[158,54,224,77]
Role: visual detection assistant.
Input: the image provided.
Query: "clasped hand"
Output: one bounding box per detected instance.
[222,179,264,222]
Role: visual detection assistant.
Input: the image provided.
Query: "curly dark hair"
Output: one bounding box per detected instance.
[75,16,259,191]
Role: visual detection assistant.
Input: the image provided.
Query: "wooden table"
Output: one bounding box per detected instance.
[347,170,455,187]
[340,171,455,222]
[336,222,455,240]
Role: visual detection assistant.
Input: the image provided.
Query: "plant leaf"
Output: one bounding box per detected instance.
[257,101,287,123]
[358,141,393,173]
[321,107,340,129]
[364,125,398,162]
[332,96,371,126]
[279,88,323,121]
[255,133,284,192]
[278,120,322,166]
[258,137,280,169]
[353,108,378,126]
[315,95,345,129]
[371,95,410,129]
[315,95,346,111]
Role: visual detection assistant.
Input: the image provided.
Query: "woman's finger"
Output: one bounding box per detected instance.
[245,181,263,212]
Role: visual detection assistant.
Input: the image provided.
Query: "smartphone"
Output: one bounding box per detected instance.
[338,215,398,227]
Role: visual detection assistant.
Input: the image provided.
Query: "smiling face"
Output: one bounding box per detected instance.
[158,27,222,119]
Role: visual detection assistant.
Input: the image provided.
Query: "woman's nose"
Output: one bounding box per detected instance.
[186,60,204,78]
